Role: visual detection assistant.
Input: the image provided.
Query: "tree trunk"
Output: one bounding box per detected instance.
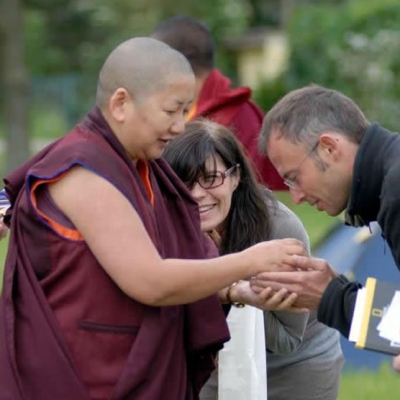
[0,0,30,175]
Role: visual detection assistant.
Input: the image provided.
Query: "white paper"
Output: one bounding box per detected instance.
[218,307,267,400]
[377,291,400,343]
[349,287,366,342]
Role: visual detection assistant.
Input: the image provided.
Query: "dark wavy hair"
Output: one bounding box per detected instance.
[163,118,276,255]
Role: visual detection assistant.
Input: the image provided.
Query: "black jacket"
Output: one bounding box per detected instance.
[318,124,400,337]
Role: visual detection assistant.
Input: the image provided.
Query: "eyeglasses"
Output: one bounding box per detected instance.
[190,164,240,190]
[283,142,319,189]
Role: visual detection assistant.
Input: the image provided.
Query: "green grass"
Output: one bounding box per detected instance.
[274,191,339,250]
[0,237,7,292]
[338,364,400,400]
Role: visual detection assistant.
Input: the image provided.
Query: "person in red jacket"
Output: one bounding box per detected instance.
[151,15,287,191]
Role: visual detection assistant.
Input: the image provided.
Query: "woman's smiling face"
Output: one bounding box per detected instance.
[189,156,240,233]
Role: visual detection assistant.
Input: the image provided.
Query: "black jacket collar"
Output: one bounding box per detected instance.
[345,123,399,227]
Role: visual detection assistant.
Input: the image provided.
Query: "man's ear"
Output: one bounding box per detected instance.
[108,88,130,123]
[319,133,341,160]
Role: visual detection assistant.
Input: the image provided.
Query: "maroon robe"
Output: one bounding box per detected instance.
[0,108,229,400]
[190,69,287,191]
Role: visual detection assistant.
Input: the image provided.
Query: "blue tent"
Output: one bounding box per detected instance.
[314,222,400,370]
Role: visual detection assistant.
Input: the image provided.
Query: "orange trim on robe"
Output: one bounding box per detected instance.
[30,175,83,241]
[185,101,198,122]
[30,163,154,239]
[137,160,154,207]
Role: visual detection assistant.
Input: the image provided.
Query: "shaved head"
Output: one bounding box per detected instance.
[96,37,194,108]
[151,16,215,76]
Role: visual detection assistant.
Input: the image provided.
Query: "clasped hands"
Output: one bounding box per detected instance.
[206,230,338,313]
[246,238,338,312]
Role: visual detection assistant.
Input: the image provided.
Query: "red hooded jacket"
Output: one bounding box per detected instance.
[189,69,287,191]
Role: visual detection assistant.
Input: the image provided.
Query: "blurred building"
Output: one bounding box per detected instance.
[224,27,289,89]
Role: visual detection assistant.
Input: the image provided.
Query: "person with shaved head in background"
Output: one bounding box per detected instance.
[151,16,287,191]
[0,37,307,400]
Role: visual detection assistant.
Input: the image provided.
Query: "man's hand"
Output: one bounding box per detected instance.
[250,256,339,310]
[393,354,400,373]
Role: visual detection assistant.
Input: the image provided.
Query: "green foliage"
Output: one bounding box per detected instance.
[24,3,109,75]
[24,0,252,77]
[252,75,287,113]
[286,0,400,130]
[22,0,254,120]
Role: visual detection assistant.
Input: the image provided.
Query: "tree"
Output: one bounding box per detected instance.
[287,0,400,130]
[0,0,30,173]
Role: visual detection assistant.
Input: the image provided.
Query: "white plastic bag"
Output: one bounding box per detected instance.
[218,306,267,400]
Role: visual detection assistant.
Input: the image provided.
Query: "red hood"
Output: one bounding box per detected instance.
[194,69,251,125]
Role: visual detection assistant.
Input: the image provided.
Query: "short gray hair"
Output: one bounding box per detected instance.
[259,85,370,154]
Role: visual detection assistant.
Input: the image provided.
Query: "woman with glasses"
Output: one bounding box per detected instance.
[164,118,343,400]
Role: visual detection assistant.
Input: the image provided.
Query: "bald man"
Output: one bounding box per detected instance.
[0,37,304,400]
